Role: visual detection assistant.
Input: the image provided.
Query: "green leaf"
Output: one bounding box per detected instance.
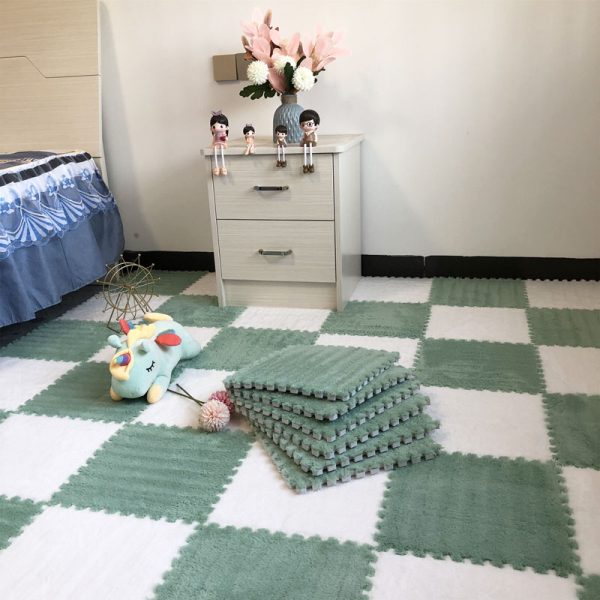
[239,85,260,98]
[283,63,295,91]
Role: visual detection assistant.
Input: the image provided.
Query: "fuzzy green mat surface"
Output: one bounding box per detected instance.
[0,273,598,599]
[225,345,399,400]
[238,393,433,457]
[252,412,439,476]
[257,430,442,492]
[230,365,416,421]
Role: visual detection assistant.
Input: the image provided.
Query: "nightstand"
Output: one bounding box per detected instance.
[202,134,363,310]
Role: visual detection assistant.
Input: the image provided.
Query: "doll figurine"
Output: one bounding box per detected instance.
[275,124,287,167]
[299,109,319,174]
[243,124,256,155]
[210,111,229,175]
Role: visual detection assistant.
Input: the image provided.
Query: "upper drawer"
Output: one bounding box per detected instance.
[211,154,333,220]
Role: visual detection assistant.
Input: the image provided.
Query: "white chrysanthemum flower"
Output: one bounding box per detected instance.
[292,66,315,92]
[247,60,269,85]
[199,399,230,432]
[273,55,296,74]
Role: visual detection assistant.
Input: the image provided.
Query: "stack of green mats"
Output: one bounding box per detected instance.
[225,345,441,493]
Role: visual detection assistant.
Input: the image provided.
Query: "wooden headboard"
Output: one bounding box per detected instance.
[0,0,102,160]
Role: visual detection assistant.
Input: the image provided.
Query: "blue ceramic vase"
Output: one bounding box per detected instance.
[273,94,304,143]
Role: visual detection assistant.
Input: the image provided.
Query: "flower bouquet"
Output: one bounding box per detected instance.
[240,8,348,98]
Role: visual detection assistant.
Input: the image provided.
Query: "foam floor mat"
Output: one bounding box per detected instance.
[252,413,440,475]
[230,366,416,421]
[257,431,442,492]
[225,345,399,400]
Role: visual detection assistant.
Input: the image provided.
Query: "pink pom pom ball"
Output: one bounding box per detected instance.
[209,390,235,414]
[200,399,230,432]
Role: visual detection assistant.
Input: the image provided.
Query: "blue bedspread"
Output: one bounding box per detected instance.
[0,151,124,327]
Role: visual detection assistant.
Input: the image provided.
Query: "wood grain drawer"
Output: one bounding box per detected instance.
[218,219,335,283]
[212,155,333,220]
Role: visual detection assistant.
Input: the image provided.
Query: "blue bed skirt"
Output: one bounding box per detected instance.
[0,205,124,327]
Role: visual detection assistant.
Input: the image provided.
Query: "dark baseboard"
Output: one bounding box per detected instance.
[123,251,215,272]
[361,255,425,278]
[363,255,600,280]
[123,251,600,280]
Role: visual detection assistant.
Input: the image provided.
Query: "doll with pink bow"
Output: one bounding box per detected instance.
[210,111,229,175]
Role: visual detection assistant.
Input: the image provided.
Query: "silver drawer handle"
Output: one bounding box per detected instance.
[254,185,289,191]
[258,249,293,257]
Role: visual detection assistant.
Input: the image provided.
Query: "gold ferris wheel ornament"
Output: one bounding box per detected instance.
[98,254,159,332]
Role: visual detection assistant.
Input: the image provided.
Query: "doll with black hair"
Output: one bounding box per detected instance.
[274,124,287,167]
[243,124,256,156]
[210,111,229,175]
[299,109,319,174]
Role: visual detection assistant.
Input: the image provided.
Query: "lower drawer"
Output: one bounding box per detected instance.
[217,219,336,283]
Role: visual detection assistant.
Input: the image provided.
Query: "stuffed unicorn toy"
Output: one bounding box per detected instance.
[108,312,201,403]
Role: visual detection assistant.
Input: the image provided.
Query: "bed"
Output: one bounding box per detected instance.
[0,0,124,326]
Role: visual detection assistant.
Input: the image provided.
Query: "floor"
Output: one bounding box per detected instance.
[0,272,599,599]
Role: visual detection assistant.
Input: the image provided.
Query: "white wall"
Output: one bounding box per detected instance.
[100,0,600,258]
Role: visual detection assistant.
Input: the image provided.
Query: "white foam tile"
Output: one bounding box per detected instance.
[351,277,432,303]
[181,272,217,296]
[426,305,530,343]
[315,334,419,368]
[563,466,600,575]
[0,505,194,600]
[526,280,600,310]
[184,326,221,348]
[231,306,330,332]
[57,293,112,322]
[539,346,600,395]
[58,294,172,322]
[135,368,233,429]
[369,552,578,600]
[423,386,552,461]
[207,442,388,545]
[88,345,116,364]
[0,358,77,411]
[0,414,120,502]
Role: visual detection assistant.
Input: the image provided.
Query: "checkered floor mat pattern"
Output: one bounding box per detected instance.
[0,271,599,599]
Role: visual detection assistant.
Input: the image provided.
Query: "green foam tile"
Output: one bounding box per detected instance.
[235,379,421,440]
[578,576,600,600]
[0,320,109,362]
[186,327,317,372]
[254,412,439,475]
[528,308,600,348]
[52,424,253,523]
[226,345,399,400]
[253,395,434,458]
[545,394,600,468]
[231,366,414,421]
[151,270,207,295]
[430,278,527,308]
[376,453,579,576]
[417,338,543,393]
[20,361,147,423]
[154,524,376,600]
[0,496,42,551]
[258,431,441,493]
[155,294,243,327]
[320,301,430,338]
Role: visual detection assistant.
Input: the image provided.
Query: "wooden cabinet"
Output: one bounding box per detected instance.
[203,134,363,310]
